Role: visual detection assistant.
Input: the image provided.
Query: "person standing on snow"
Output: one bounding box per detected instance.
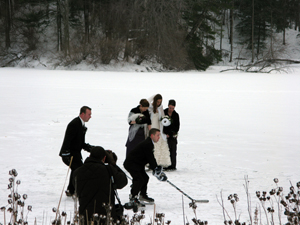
[147,94,171,168]
[125,99,151,156]
[59,106,94,197]
[123,128,167,208]
[163,99,180,171]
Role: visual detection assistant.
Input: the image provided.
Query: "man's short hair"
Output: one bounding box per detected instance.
[80,106,91,114]
[168,99,176,106]
[149,128,160,136]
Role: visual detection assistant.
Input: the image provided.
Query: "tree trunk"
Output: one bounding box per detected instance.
[64,0,70,56]
[57,0,62,51]
[251,0,254,63]
[84,0,89,43]
[282,0,286,45]
[229,6,233,62]
[5,0,12,49]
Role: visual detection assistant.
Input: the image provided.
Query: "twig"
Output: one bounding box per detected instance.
[216,191,232,222]
[244,175,252,225]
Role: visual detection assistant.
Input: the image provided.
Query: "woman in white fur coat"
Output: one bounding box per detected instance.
[147,94,171,168]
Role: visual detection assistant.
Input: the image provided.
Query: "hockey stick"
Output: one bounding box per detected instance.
[122,168,208,203]
[166,180,209,203]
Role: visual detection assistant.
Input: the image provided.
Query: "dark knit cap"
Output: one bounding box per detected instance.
[168,99,176,106]
[90,146,106,160]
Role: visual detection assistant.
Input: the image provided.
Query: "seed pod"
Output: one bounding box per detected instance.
[1,207,6,211]
[16,180,21,185]
[11,169,18,177]
[23,194,27,200]
[7,207,13,213]
[52,207,56,212]
[27,206,32,211]
[274,178,279,183]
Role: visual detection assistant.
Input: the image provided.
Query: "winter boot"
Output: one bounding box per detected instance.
[139,194,155,203]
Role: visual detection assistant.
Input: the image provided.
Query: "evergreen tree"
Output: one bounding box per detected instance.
[183,0,222,70]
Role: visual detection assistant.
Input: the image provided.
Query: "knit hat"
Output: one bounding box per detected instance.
[168,99,176,106]
[90,146,106,161]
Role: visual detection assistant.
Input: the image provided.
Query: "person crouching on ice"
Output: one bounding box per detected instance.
[123,128,167,209]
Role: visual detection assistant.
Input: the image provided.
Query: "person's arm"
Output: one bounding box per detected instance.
[60,121,77,158]
[109,164,128,189]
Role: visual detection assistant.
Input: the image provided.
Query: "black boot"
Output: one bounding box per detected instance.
[139,194,155,203]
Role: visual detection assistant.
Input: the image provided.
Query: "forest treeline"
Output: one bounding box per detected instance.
[0,0,299,70]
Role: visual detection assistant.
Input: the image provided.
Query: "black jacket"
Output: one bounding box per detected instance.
[59,117,91,160]
[124,137,158,171]
[163,109,180,139]
[73,157,127,219]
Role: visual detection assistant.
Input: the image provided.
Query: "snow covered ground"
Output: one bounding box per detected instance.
[0,66,300,225]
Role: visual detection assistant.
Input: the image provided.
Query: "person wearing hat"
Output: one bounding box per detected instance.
[163,100,180,171]
[59,106,94,197]
[73,146,128,224]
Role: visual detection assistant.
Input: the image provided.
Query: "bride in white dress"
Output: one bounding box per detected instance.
[147,94,171,167]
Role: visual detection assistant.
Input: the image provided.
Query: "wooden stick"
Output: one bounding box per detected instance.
[55,156,73,223]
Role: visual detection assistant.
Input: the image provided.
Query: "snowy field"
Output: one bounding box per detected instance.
[0,66,300,225]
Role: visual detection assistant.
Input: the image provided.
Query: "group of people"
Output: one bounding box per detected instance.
[58,96,180,224]
[125,94,180,171]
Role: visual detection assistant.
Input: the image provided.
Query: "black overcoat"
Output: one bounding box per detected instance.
[163,109,180,139]
[59,117,90,161]
[74,157,128,219]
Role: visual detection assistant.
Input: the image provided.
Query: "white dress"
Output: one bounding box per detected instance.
[148,97,171,167]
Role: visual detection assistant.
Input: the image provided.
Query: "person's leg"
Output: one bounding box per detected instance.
[65,159,83,195]
[168,138,177,169]
[140,170,149,196]
[128,169,145,198]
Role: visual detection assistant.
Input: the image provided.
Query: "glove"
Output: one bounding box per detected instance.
[157,172,167,181]
[153,166,168,181]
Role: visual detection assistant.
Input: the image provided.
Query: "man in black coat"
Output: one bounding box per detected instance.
[163,100,180,171]
[59,106,94,196]
[74,147,127,224]
[124,128,167,206]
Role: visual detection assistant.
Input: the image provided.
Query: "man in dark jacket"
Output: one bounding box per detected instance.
[163,100,180,171]
[59,106,94,196]
[74,147,127,224]
[124,128,167,207]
